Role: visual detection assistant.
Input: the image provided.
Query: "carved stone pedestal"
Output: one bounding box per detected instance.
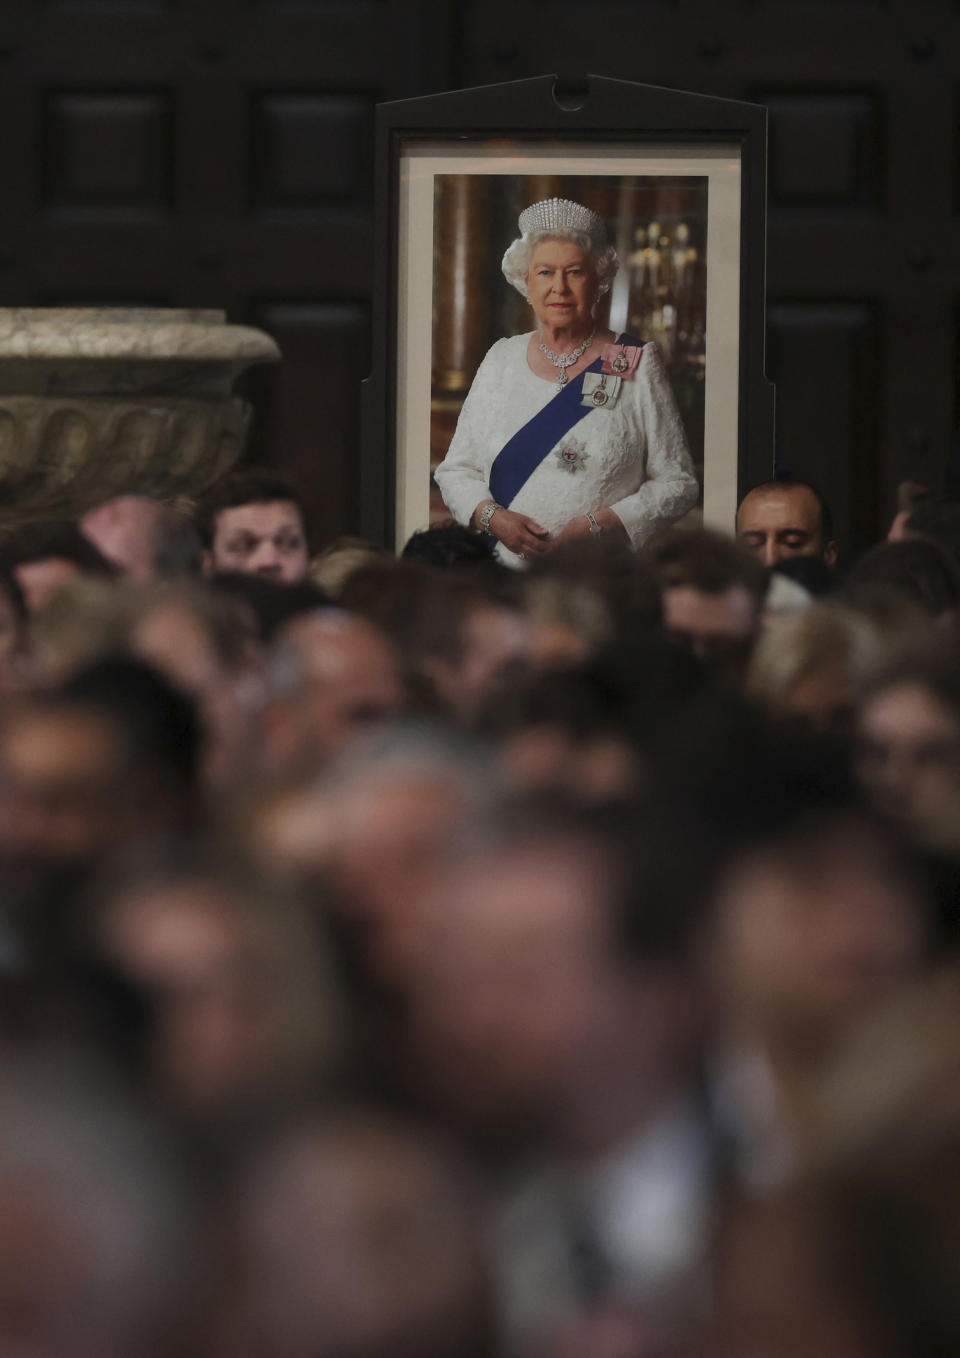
[0,308,280,523]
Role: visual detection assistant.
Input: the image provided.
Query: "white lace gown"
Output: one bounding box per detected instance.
[434,333,699,567]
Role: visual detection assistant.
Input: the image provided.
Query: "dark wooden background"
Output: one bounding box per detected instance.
[0,0,955,557]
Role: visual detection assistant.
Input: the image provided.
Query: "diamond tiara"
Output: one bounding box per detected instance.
[517,198,607,247]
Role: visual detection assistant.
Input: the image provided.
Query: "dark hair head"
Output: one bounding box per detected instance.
[647,714,870,946]
[648,527,768,606]
[525,536,664,636]
[401,522,499,571]
[862,639,960,719]
[0,521,116,577]
[207,572,329,643]
[193,469,309,551]
[339,561,488,667]
[339,561,507,716]
[772,555,843,598]
[472,792,703,962]
[482,634,712,737]
[54,655,202,792]
[342,559,472,649]
[478,662,635,747]
[738,477,835,545]
[131,581,259,672]
[906,493,960,569]
[844,538,960,618]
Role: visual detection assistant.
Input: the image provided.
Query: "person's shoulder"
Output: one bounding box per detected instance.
[617,339,667,409]
[473,332,531,376]
[491,332,532,357]
[635,338,666,375]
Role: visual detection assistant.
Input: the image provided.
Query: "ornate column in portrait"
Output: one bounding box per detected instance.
[430,177,492,517]
[432,176,492,398]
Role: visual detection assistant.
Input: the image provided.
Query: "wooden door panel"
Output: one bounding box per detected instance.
[762,90,884,208]
[241,301,370,546]
[766,301,881,558]
[43,89,173,216]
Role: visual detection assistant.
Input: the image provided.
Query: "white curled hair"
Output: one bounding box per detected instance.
[501,228,620,301]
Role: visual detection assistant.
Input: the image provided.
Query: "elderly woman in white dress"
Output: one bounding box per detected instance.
[434,198,699,567]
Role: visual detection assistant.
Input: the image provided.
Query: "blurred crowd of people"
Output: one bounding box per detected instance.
[1,467,960,1357]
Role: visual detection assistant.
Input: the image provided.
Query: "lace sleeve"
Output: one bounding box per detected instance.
[608,343,700,547]
[433,341,509,526]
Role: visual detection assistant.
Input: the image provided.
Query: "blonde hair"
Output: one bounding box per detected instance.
[309,539,390,599]
[748,602,889,714]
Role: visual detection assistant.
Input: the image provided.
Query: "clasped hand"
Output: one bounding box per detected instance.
[487,507,552,557]
[484,507,624,558]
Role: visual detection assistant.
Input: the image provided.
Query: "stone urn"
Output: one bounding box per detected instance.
[0,308,281,523]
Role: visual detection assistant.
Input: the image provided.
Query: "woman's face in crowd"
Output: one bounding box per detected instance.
[856,680,960,831]
[526,238,598,334]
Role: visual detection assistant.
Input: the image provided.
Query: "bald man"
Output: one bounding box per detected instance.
[81,495,200,582]
[736,480,838,569]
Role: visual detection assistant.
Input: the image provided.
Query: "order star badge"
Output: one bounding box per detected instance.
[555,441,589,473]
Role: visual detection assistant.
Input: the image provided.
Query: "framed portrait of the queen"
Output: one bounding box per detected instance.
[361,75,774,553]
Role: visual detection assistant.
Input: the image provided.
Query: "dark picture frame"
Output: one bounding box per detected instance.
[361,74,775,548]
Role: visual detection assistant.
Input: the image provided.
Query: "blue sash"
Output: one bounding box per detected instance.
[488,335,638,509]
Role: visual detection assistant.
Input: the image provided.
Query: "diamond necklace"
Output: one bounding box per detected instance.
[538,328,596,386]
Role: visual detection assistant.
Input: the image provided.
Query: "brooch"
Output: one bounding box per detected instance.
[600,342,643,378]
[555,441,589,473]
[581,373,622,409]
